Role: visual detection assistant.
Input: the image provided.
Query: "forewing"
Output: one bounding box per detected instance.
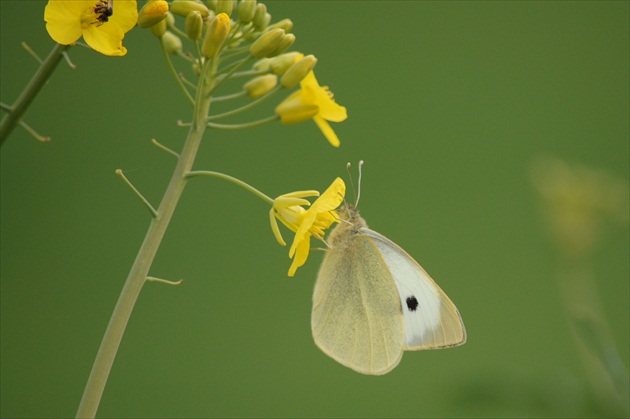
[312,235,404,375]
[363,229,467,350]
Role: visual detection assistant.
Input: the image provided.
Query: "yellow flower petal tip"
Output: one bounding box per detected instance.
[275,71,347,147]
[44,0,138,56]
[270,179,346,276]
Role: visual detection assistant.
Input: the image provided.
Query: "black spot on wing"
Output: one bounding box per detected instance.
[405,296,419,312]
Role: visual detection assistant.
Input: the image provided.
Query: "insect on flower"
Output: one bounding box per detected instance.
[94,0,114,25]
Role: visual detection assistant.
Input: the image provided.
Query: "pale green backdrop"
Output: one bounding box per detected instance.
[1,1,628,418]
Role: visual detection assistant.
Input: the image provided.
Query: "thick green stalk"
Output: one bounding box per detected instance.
[76,58,217,419]
[0,43,69,146]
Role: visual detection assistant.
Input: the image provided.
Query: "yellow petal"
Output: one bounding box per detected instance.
[44,0,88,45]
[83,24,127,56]
[269,209,286,246]
[317,97,347,122]
[110,0,139,32]
[288,235,311,277]
[313,177,346,211]
[275,91,318,124]
[313,116,341,147]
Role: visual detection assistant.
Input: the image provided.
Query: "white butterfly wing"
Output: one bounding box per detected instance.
[312,234,405,375]
[362,229,467,349]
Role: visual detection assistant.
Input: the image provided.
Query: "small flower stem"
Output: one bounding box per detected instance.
[151,138,180,158]
[21,42,43,64]
[160,38,194,106]
[146,276,183,286]
[185,170,274,204]
[115,169,159,218]
[212,90,247,102]
[209,55,254,97]
[207,114,279,130]
[0,43,69,147]
[76,56,218,419]
[207,86,281,121]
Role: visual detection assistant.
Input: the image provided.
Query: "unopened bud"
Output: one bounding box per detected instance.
[244,74,278,98]
[138,0,169,28]
[150,18,168,37]
[253,57,272,72]
[185,11,203,40]
[268,18,293,33]
[162,31,183,54]
[250,28,285,58]
[281,54,317,89]
[202,12,231,58]
[270,52,302,75]
[269,33,295,57]
[166,11,175,26]
[237,0,256,23]
[253,3,268,29]
[170,0,210,18]
[216,0,233,16]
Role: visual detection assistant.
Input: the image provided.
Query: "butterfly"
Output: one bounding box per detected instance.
[311,166,466,375]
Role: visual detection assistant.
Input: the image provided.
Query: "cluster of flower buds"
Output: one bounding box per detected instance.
[138,2,295,60]
[137,0,346,146]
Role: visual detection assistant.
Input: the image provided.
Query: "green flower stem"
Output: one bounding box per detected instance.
[207,85,281,121]
[151,138,180,158]
[21,42,43,64]
[0,43,69,147]
[220,47,251,62]
[146,276,183,286]
[207,114,279,130]
[212,90,247,102]
[160,37,194,106]
[115,169,159,218]
[76,57,219,419]
[210,55,254,96]
[185,170,273,204]
[229,69,266,78]
[167,23,189,41]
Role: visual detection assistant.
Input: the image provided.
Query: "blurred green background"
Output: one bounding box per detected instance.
[1,1,628,417]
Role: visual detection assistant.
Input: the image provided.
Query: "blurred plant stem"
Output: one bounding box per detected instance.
[531,157,629,417]
[0,43,69,146]
[76,57,219,419]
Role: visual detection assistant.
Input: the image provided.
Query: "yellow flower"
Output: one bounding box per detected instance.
[270,178,346,276]
[44,0,138,57]
[275,72,347,147]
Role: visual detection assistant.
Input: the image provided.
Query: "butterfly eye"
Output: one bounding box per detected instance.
[405,296,419,312]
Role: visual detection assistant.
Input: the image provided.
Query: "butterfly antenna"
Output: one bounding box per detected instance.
[346,162,357,206]
[355,160,364,208]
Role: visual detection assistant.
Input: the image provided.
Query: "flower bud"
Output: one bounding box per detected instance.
[206,0,217,11]
[170,0,211,18]
[237,0,256,23]
[250,28,285,58]
[150,18,168,37]
[166,10,176,26]
[269,52,302,75]
[253,3,268,29]
[268,18,293,33]
[275,103,319,124]
[202,12,231,58]
[216,0,233,16]
[281,55,317,89]
[138,0,169,28]
[185,11,203,40]
[162,31,183,54]
[244,74,278,98]
[253,57,272,72]
[269,33,295,57]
